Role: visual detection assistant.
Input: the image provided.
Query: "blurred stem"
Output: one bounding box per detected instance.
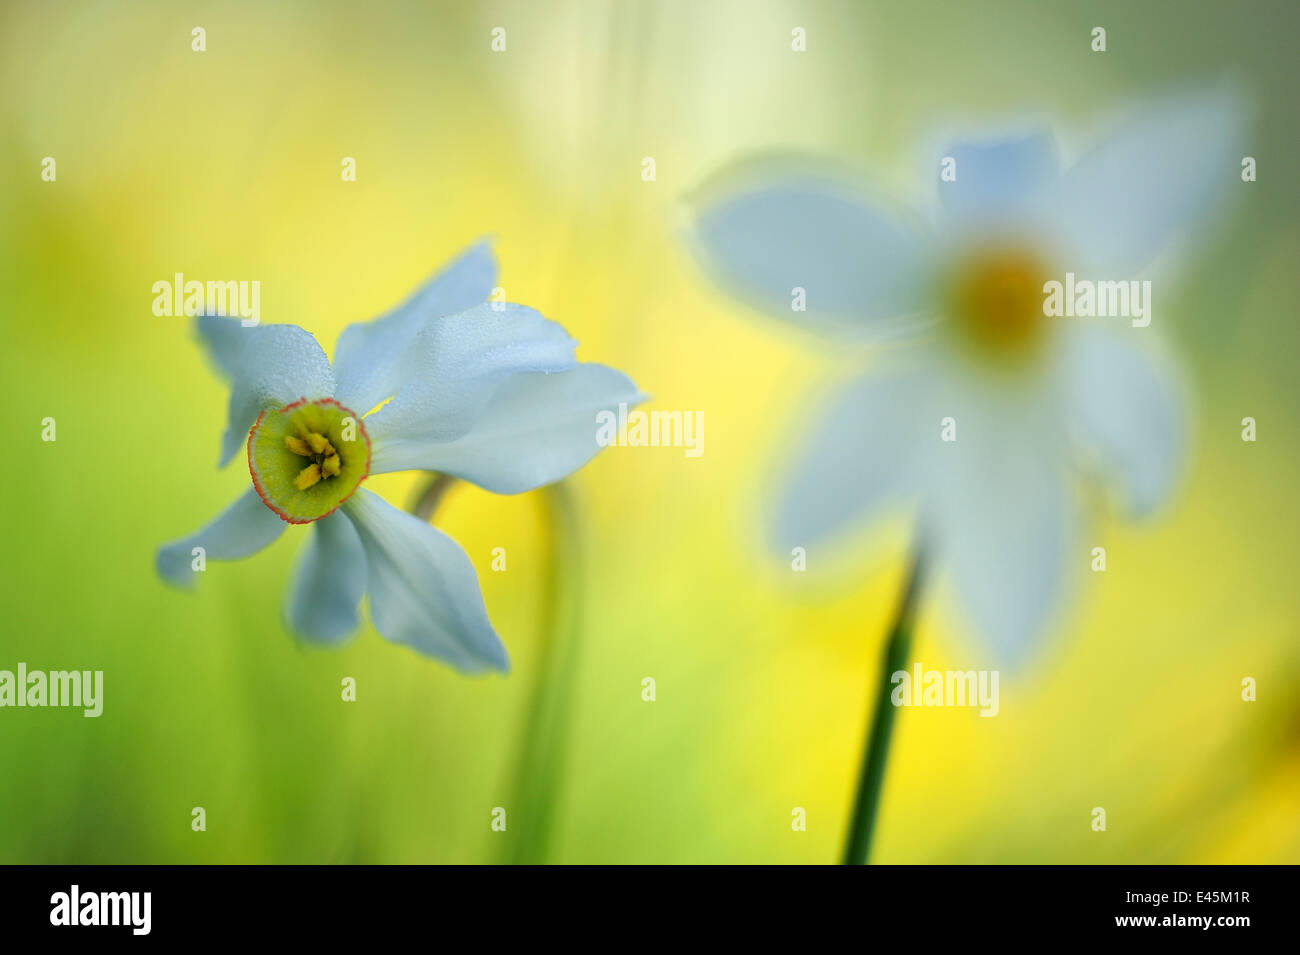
[841,546,926,865]
[409,474,582,864]
[410,472,457,522]
[504,480,582,864]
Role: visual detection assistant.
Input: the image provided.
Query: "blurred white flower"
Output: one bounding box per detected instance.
[692,87,1243,662]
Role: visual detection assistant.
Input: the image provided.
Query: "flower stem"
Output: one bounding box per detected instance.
[504,480,582,864]
[410,472,457,523]
[841,547,926,865]
[409,474,582,864]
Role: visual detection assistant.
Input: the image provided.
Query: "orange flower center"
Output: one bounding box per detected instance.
[944,249,1049,359]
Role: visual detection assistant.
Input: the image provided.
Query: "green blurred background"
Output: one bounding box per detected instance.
[1,0,1297,863]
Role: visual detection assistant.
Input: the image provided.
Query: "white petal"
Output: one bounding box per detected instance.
[197,316,335,467]
[927,389,1076,665]
[1058,87,1244,274]
[342,489,507,672]
[772,365,932,553]
[934,129,1061,232]
[156,488,286,588]
[691,158,932,339]
[363,303,577,446]
[283,512,367,645]
[1063,327,1186,517]
[332,241,498,414]
[370,364,645,493]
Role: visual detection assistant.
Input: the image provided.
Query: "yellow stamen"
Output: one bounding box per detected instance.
[284,435,313,456]
[295,463,322,490]
[321,453,341,477]
[306,432,335,456]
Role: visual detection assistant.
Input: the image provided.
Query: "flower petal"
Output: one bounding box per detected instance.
[772,364,932,553]
[197,316,336,467]
[691,158,932,338]
[283,511,366,644]
[1058,87,1244,274]
[156,488,286,589]
[928,402,1076,666]
[935,129,1061,230]
[362,302,577,446]
[1063,327,1186,517]
[331,241,498,415]
[370,364,645,493]
[342,489,507,672]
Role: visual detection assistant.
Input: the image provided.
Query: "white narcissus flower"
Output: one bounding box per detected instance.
[157,242,645,672]
[692,88,1242,663]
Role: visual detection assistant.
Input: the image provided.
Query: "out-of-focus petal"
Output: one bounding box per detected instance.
[197,317,336,467]
[691,158,932,339]
[332,241,498,414]
[936,129,1061,231]
[1063,327,1186,517]
[1058,87,1244,274]
[342,489,507,672]
[772,364,932,553]
[927,390,1076,666]
[370,364,645,493]
[156,488,286,588]
[362,303,577,446]
[283,511,367,645]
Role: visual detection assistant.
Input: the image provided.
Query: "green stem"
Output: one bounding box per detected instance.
[409,475,581,864]
[504,481,581,864]
[841,547,926,865]
[410,472,457,523]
